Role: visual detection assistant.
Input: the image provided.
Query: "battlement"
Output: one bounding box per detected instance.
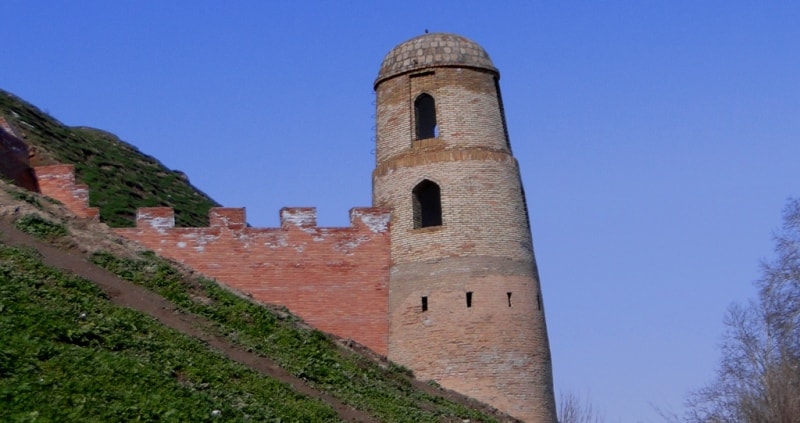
[133,206,391,234]
[25,163,391,355]
[134,207,175,230]
[14,33,556,420]
[33,165,99,219]
[280,207,315,228]
[117,205,392,355]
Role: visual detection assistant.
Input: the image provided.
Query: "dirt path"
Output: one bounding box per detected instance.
[0,220,376,423]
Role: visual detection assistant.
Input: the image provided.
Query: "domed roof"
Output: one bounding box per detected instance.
[376,33,497,86]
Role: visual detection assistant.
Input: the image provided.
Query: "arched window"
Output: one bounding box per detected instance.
[414,93,437,140]
[412,179,442,228]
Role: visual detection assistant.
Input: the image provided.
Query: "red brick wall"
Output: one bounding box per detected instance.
[26,33,556,420]
[30,164,391,355]
[115,206,392,355]
[33,165,99,219]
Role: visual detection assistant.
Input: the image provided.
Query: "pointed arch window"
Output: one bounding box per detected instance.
[413,179,442,228]
[414,93,437,140]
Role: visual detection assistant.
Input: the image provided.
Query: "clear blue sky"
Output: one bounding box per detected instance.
[4,2,799,421]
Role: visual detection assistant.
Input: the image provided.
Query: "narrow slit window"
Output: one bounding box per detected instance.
[536,293,542,310]
[412,180,442,228]
[414,93,437,140]
[421,296,428,312]
[507,292,512,307]
[466,291,473,308]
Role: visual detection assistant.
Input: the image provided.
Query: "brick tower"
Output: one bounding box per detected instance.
[372,33,557,422]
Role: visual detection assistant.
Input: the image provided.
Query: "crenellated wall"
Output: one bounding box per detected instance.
[33,164,99,219]
[29,164,391,354]
[20,33,552,420]
[114,206,392,355]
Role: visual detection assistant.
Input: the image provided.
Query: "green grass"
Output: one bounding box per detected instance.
[90,251,500,423]
[14,214,68,241]
[0,243,339,422]
[9,190,41,207]
[0,89,219,228]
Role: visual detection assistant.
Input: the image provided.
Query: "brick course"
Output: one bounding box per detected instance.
[33,164,99,219]
[374,33,557,422]
[25,168,392,354]
[24,32,557,423]
[115,206,391,355]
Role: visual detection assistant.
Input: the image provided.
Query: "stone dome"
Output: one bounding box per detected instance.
[375,33,497,86]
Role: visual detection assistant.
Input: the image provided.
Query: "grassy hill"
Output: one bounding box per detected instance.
[0,238,339,422]
[0,90,516,422]
[0,89,219,228]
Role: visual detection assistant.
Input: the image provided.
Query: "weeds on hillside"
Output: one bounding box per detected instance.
[0,243,339,422]
[14,214,68,241]
[9,190,40,207]
[91,250,500,422]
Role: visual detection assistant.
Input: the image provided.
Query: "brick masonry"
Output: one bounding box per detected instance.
[389,258,553,420]
[29,165,390,354]
[373,33,557,422]
[113,206,391,356]
[33,164,99,219]
[23,32,557,423]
